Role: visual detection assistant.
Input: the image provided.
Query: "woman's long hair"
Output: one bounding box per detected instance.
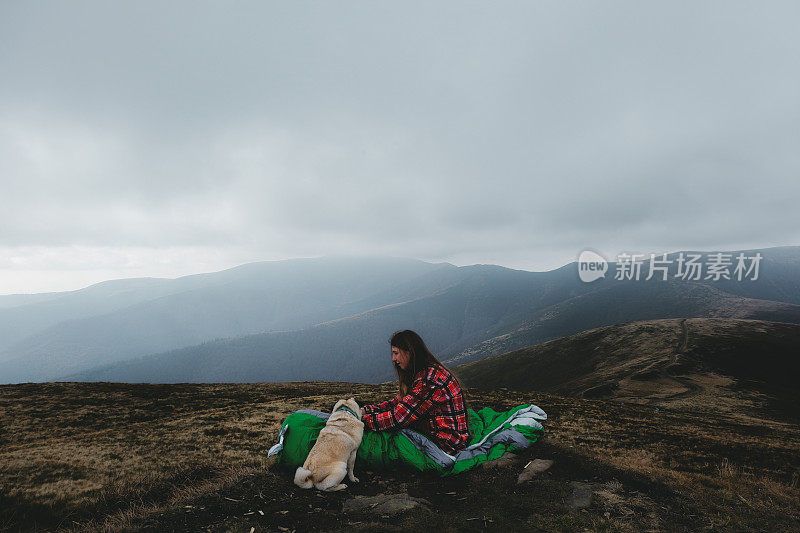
[389,330,472,439]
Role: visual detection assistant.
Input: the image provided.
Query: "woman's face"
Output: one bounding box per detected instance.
[391,346,411,371]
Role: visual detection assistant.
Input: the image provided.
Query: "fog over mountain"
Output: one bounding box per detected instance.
[1,246,798,384]
[3,2,799,295]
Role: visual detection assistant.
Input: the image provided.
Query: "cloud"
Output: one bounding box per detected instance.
[1,1,799,293]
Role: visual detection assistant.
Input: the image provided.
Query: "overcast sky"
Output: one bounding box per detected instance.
[1,1,799,294]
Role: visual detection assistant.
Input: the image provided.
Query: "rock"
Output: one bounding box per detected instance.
[343,493,432,515]
[568,482,593,509]
[482,453,518,469]
[516,459,554,483]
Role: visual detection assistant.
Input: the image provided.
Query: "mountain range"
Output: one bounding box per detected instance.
[1,246,799,384]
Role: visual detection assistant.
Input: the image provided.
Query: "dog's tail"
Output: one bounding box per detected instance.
[294,466,314,489]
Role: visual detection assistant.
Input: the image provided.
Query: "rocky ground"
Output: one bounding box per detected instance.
[1,382,799,532]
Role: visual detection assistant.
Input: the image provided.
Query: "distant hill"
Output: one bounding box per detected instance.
[0,291,67,310]
[4,246,800,383]
[0,257,456,381]
[65,264,564,383]
[444,279,800,365]
[0,277,180,351]
[69,287,800,385]
[456,317,800,420]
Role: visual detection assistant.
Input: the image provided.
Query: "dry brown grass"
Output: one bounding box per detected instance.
[0,382,392,531]
[1,382,799,532]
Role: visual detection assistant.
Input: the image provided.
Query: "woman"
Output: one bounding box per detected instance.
[361,330,472,455]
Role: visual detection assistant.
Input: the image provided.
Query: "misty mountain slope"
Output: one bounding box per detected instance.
[703,246,800,305]
[456,318,800,420]
[567,245,800,306]
[0,291,67,310]
[0,257,456,359]
[0,277,182,352]
[445,279,800,365]
[0,264,304,353]
[0,257,457,382]
[7,246,800,383]
[67,266,572,383]
[68,273,800,384]
[640,246,800,306]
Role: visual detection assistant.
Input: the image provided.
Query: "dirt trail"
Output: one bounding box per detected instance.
[663,319,702,400]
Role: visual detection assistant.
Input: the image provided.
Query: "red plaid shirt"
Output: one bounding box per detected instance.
[362,364,470,455]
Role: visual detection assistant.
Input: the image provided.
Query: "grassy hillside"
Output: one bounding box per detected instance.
[457,318,800,421]
[446,282,800,365]
[1,379,798,531]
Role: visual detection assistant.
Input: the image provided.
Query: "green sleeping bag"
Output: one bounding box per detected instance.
[267,404,546,476]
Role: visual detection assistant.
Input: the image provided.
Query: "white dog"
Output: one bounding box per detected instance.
[293,398,364,491]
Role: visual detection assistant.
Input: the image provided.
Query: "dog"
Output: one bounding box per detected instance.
[293,397,364,491]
